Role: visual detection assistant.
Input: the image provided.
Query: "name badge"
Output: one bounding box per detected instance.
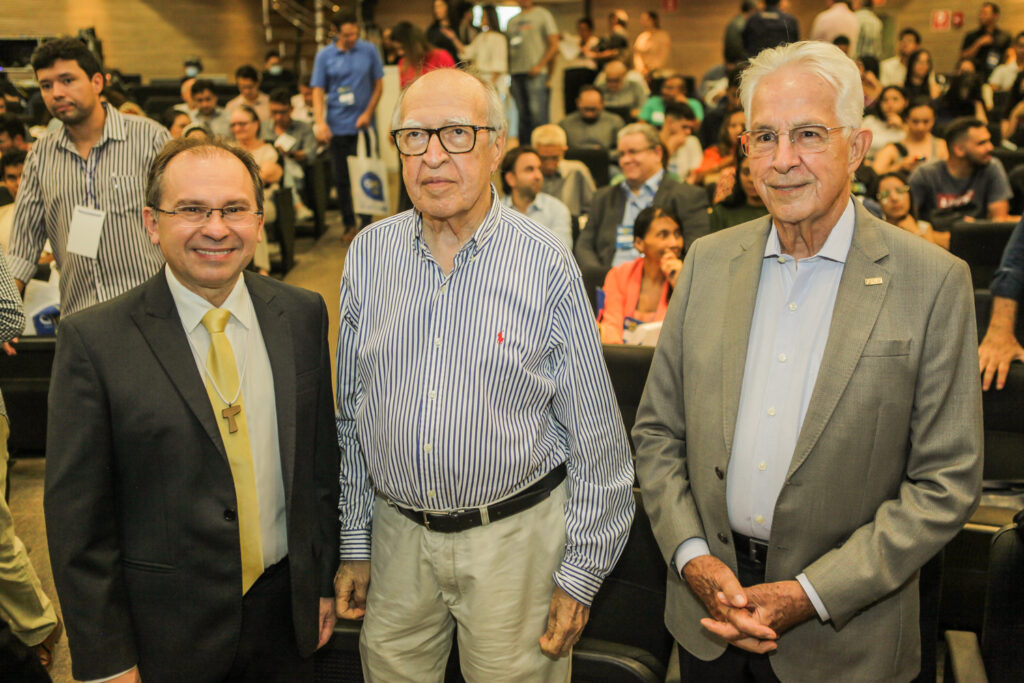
[651,110,665,125]
[337,87,355,106]
[67,205,105,259]
[616,224,634,251]
[509,36,523,46]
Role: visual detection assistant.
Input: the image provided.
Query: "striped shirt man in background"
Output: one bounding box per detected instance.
[334,68,635,681]
[7,38,169,317]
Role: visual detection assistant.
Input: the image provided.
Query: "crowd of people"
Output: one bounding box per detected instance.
[0,1,1022,680]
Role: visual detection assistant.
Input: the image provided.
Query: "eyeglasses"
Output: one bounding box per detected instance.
[877,185,910,201]
[391,125,495,156]
[229,120,256,128]
[154,205,263,228]
[618,145,656,158]
[740,125,849,158]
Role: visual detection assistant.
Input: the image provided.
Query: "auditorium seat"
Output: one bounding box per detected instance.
[948,220,1016,289]
[602,344,655,453]
[991,147,1024,178]
[565,147,611,187]
[0,336,56,455]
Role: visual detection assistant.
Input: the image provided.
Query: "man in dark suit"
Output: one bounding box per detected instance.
[574,121,710,298]
[45,137,340,682]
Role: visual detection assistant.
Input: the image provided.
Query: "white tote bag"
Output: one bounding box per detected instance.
[347,128,390,216]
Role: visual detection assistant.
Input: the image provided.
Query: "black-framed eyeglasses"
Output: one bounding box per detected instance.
[153,205,263,228]
[390,125,496,156]
[740,125,849,158]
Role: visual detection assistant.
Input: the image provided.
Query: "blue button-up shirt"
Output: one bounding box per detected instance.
[311,40,384,135]
[501,191,573,250]
[336,191,635,605]
[613,169,664,266]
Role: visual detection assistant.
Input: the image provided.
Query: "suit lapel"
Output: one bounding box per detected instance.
[131,270,226,459]
[786,204,891,478]
[722,220,772,455]
[246,273,297,508]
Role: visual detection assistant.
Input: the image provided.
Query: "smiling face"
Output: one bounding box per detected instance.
[748,66,869,235]
[144,149,263,306]
[36,58,103,126]
[636,214,682,263]
[617,132,662,187]
[399,69,505,231]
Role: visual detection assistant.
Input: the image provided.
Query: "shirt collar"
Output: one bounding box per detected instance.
[413,184,502,257]
[164,267,253,333]
[764,196,856,263]
[57,102,126,154]
[622,168,664,198]
[500,191,544,214]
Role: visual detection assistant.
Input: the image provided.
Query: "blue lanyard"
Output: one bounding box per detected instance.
[78,144,105,210]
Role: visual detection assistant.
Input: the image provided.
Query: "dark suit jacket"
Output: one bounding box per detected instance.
[45,270,340,682]
[573,174,710,292]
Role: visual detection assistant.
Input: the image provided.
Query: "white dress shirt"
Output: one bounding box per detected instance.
[673,198,858,622]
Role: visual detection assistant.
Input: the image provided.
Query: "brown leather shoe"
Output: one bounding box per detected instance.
[33,617,61,669]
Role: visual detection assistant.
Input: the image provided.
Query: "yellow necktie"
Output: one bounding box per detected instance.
[201,308,263,594]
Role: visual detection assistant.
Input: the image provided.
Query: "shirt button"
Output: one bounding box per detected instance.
[758,461,767,471]
[424,444,432,454]
[778,353,787,362]
[434,337,442,348]
[755,515,765,524]
[767,407,776,416]
[428,390,437,400]
[788,302,798,311]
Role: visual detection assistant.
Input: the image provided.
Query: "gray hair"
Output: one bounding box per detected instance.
[739,41,864,130]
[531,124,567,147]
[617,122,661,148]
[391,67,507,144]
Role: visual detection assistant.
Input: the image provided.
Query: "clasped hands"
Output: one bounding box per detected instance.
[683,555,815,654]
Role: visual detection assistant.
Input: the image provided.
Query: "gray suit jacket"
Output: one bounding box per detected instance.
[633,202,983,681]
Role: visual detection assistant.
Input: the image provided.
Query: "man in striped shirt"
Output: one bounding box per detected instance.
[335,68,635,681]
[7,38,169,317]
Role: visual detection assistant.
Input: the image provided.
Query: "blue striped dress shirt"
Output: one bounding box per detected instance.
[336,191,635,605]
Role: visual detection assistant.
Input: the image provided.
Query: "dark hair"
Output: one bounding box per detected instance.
[717,109,745,155]
[643,11,660,28]
[633,205,681,242]
[899,28,922,43]
[741,0,758,11]
[184,57,203,70]
[269,88,291,106]
[873,85,908,119]
[577,84,603,101]
[578,17,594,31]
[906,96,935,115]
[31,37,102,79]
[191,79,216,98]
[500,145,539,193]
[982,2,1000,14]
[860,55,880,79]
[481,5,502,35]
[235,65,260,83]
[390,21,434,70]
[833,35,851,48]
[942,72,984,108]
[1,148,26,174]
[234,103,261,126]
[160,106,190,130]
[0,114,28,143]
[904,49,932,89]
[146,137,264,212]
[944,117,986,146]
[331,12,359,29]
[875,171,919,219]
[664,100,696,121]
[264,49,280,61]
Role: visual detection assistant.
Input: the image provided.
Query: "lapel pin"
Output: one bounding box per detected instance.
[864,277,883,286]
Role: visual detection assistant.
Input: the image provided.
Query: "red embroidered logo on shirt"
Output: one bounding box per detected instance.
[497,332,505,344]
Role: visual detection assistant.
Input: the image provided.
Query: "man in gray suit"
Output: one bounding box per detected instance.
[633,41,983,681]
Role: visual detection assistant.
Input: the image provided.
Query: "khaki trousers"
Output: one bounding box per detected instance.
[0,417,57,646]
[360,482,571,683]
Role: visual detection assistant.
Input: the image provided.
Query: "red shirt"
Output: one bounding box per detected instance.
[399,49,456,88]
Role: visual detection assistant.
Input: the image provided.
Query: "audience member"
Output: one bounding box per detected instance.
[743,0,799,58]
[990,31,1024,95]
[600,205,682,344]
[267,88,316,220]
[559,86,625,151]
[291,78,315,124]
[336,67,634,682]
[391,22,456,89]
[634,41,982,682]
[689,108,744,188]
[661,101,703,179]
[189,80,231,138]
[599,60,647,122]
[500,146,573,249]
[723,1,758,66]
[7,38,169,316]
[574,122,709,292]
[531,124,597,218]
[872,99,948,174]
[980,216,1024,389]
[593,10,631,68]
[909,117,1013,227]
[182,121,210,139]
[861,85,907,159]
[0,149,26,248]
[903,48,942,101]
[426,0,461,64]
[832,35,852,56]
[961,2,1011,79]
[461,5,509,106]
[226,65,271,122]
[0,115,31,154]
[453,1,482,46]
[507,0,560,143]
[633,11,671,81]
[312,11,384,235]
[853,0,882,58]
[261,49,298,95]
[934,66,989,128]
[858,55,883,106]
[45,136,340,683]
[876,171,948,248]
[563,17,600,114]
[810,0,860,55]
[699,68,742,149]
[640,75,704,128]
[879,27,921,86]
[709,152,769,230]
[229,105,277,273]
[182,56,202,80]
[162,107,191,138]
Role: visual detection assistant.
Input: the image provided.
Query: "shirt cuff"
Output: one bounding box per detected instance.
[338,529,372,561]
[796,572,831,622]
[554,560,605,607]
[85,667,136,683]
[5,253,39,285]
[672,537,711,578]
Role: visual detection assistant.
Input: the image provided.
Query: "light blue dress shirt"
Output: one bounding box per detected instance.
[612,169,664,266]
[501,191,573,250]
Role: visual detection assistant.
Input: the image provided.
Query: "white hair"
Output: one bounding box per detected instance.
[391,67,507,144]
[739,41,864,129]
[617,122,661,148]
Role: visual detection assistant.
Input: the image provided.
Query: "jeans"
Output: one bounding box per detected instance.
[510,73,549,143]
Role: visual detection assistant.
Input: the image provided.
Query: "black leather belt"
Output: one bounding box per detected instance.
[733,531,769,565]
[390,465,567,533]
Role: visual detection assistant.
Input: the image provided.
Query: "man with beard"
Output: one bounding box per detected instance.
[7,38,169,316]
[500,146,572,249]
[190,79,232,138]
[908,116,1014,228]
[558,85,625,151]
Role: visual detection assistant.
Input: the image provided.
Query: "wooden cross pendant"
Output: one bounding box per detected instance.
[221,404,242,433]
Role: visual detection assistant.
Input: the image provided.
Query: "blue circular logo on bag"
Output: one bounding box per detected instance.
[361,172,384,201]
